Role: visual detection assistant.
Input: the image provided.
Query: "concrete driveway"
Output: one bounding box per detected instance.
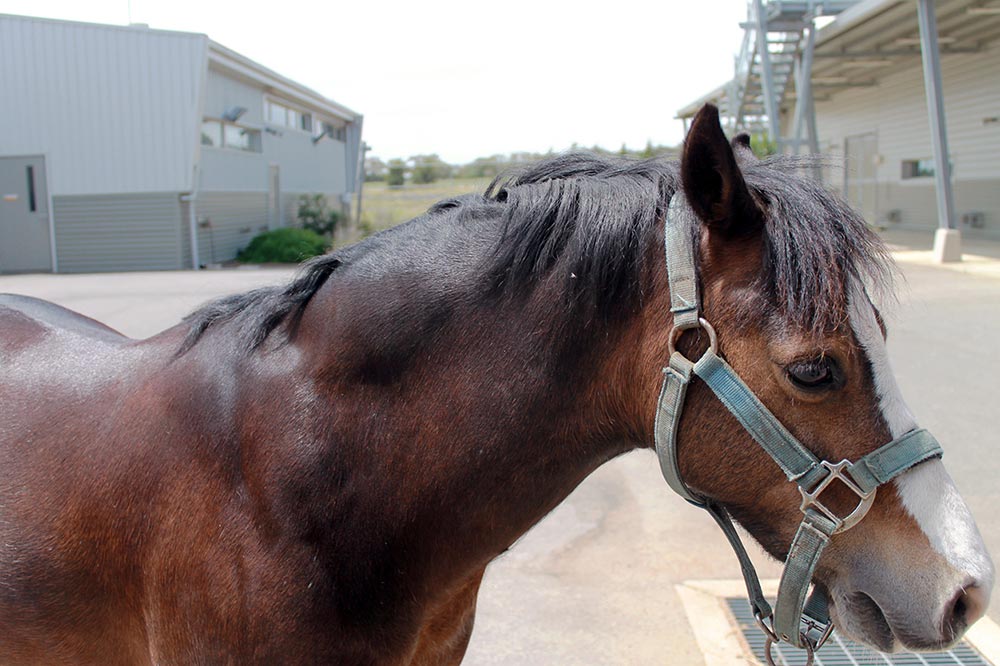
[1,250,998,665]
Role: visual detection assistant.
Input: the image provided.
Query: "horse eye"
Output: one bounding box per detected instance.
[787,358,835,390]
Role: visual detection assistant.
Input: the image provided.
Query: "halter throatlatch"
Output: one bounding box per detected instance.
[654,192,944,659]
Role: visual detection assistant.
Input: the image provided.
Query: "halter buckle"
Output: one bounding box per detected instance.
[799,459,876,534]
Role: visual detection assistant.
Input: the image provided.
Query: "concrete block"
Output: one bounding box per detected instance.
[933,228,962,263]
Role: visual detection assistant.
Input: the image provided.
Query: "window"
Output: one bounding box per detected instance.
[202,118,261,152]
[26,165,36,212]
[267,101,286,125]
[901,158,935,179]
[224,124,261,152]
[266,99,312,131]
[201,120,222,147]
[314,119,347,142]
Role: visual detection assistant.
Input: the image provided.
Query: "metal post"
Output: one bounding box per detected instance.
[801,24,819,155]
[791,55,804,155]
[355,141,370,227]
[754,0,782,147]
[183,164,201,270]
[917,0,961,262]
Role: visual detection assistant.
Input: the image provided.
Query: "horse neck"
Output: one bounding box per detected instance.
[278,278,651,585]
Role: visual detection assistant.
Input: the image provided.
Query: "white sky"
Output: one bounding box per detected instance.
[0,0,746,164]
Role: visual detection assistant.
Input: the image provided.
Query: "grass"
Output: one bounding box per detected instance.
[357,178,494,238]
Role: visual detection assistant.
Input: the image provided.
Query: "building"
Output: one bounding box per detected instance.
[677,0,1000,245]
[0,14,364,273]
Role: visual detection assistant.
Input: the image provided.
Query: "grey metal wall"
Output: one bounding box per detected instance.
[199,67,350,196]
[0,15,206,196]
[195,192,269,264]
[815,41,1000,235]
[53,193,184,272]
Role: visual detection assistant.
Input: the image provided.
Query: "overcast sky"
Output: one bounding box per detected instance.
[0,0,747,163]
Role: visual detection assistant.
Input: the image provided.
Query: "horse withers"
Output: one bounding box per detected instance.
[0,105,992,663]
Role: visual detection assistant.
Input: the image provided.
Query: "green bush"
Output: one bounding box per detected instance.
[387,159,406,187]
[297,194,342,237]
[237,228,329,264]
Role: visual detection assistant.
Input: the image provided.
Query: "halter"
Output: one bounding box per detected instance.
[654,192,943,663]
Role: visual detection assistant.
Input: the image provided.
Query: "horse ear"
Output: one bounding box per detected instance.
[681,105,764,236]
[731,133,758,166]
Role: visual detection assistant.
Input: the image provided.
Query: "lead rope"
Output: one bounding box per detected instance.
[653,192,944,663]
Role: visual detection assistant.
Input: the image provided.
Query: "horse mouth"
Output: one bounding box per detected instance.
[831,589,967,653]
[830,591,896,652]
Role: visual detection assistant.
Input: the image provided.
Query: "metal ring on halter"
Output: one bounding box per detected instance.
[667,317,718,358]
[809,619,836,650]
[754,610,780,643]
[765,637,814,666]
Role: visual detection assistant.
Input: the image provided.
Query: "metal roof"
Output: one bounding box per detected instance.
[677,0,1000,123]
[808,0,1000,102]
[207,41,361,123]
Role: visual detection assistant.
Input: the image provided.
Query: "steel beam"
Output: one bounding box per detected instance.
[753,0,782,144]
[811,47,980,58]
[917,0,961,261]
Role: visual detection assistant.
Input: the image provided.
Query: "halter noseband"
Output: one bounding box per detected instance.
[654,192,943,661]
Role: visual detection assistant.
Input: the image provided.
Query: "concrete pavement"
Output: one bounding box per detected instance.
[1,240,999,665]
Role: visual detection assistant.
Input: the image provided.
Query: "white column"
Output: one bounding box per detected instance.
[917,0,961,262]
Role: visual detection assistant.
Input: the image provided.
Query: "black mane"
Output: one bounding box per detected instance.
[483,152,892,333]
[178,253,342,355]
[179,152,893,354]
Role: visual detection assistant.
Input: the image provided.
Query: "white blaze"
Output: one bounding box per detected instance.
[847,282,915,438]
[848,283,993,583]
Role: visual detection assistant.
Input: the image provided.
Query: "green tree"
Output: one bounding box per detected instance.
[364,156,387,182]
[750,132,778,158]
[387,159,406,187]
[409,154,452,184]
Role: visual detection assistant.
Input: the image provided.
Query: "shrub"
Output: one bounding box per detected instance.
[297,194,342,237]
[237,228,329,264]
[387,159,406,187]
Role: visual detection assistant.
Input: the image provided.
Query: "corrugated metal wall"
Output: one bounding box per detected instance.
[52,193,184,272]
[0,15,205,196]
[195,192,269,264]
[814,41,1000,234]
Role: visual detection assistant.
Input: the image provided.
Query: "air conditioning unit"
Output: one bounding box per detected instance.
[961,211,985,228]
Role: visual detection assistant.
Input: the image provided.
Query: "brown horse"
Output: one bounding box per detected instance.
[0,105,992,664]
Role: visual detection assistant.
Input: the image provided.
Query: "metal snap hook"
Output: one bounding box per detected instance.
[754,610,780,643]
[765,636,815,666]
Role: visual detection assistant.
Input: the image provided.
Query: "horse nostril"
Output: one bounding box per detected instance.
[945,584,988,640]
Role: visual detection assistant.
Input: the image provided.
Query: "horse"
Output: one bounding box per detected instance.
[0,104,992,664]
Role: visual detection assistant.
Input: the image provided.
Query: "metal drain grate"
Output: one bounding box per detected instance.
[726,597,993,666]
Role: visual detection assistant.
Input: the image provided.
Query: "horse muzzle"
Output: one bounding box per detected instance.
[827,462,995,653]
[830,578,990,652]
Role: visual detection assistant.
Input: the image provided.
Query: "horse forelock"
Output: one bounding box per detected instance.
[485,151,896,336]
[742,155,897,336]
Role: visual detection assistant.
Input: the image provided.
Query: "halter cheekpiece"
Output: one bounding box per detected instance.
[654,192,943,663]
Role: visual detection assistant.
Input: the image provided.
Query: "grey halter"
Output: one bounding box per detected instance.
[654,192,943,662]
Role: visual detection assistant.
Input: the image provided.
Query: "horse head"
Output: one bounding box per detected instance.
[658,104,993,652]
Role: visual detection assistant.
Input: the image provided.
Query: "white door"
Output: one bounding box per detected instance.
[0,155,52,273]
